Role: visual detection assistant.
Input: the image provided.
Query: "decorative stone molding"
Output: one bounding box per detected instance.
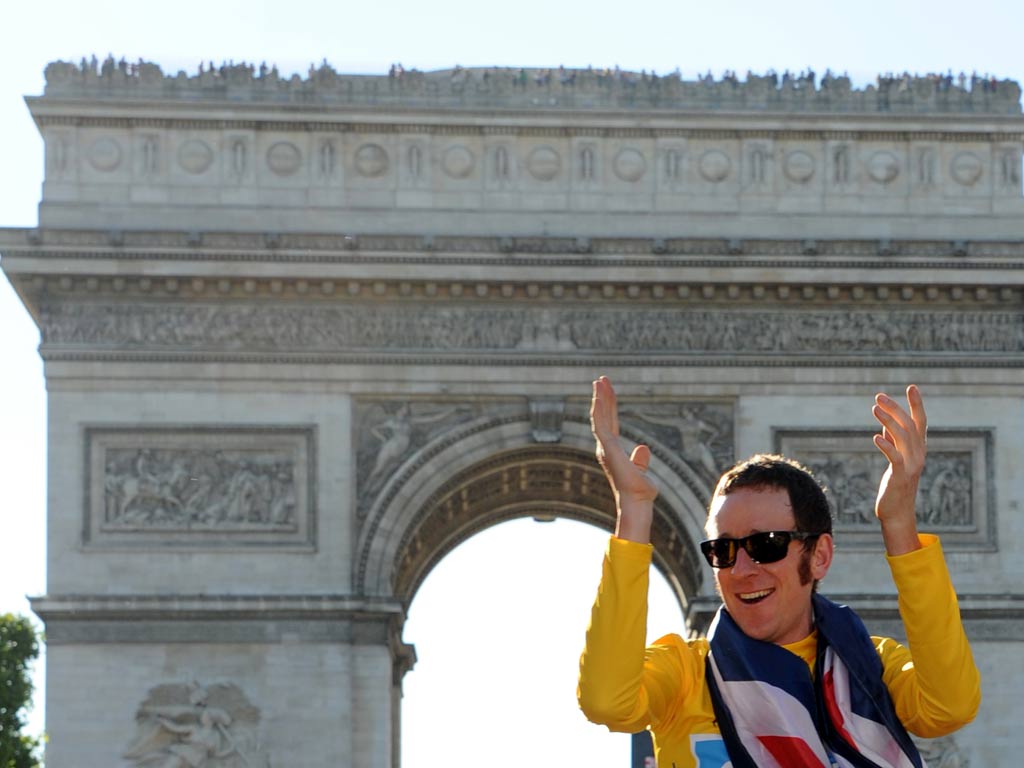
[529,398,566,443]
[30,593,407,644]
[10,227,1024,262]
[123,682,268,768]
[774,429,994,549]
[84,427,315,549]
[42,59,1022,115]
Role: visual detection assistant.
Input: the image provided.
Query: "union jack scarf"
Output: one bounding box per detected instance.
[705,594,923,768]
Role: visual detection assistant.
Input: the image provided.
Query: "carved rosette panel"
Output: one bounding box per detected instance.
[85,427,315,549]
[123,681,268,768]
[774,429,993,549]
[39,303,1024,359]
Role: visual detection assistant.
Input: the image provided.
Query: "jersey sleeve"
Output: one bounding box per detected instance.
[577,536,698,733]
[876,533,981,737]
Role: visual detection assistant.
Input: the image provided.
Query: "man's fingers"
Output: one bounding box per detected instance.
[873,433,900,467]
[906,384,928,439]
[630,444,651,471]
[591,376,620,436]
[872,402,909,447]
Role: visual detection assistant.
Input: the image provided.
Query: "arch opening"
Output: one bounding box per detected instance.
[400,516,686,768]
[390,443,704,626]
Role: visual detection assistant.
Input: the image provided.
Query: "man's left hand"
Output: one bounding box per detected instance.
[872,384,928,555]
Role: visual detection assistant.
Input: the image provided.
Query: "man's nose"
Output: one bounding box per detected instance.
[731,546,760,575]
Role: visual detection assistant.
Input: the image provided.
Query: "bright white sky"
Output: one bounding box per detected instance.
[1,1,1023,766]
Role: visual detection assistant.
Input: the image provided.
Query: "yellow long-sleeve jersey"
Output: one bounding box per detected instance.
[578,534,980,768]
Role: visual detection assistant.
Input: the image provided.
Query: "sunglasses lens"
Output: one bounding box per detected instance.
[746,531,792,564]
[701,539,736,568]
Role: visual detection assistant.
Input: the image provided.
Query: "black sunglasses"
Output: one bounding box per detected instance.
[699,530,819,568]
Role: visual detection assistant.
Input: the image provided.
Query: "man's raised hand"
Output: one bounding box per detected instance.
[590,376,657,542]
[872,384,927,555]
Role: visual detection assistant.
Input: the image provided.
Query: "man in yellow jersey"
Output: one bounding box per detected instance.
[578,376,980,768]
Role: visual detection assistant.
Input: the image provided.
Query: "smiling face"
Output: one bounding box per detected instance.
[706,485,833,646]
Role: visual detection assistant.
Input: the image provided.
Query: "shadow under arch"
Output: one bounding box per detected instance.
[355,415,713,631]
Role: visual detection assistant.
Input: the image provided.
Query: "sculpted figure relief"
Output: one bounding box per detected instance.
[914,735,969,768]
[801,449,975,529]
[355,402,477,512]
[622,403,734,486]
[103,446,298,531]
[123,682,267,768]
[40,303,1024,358]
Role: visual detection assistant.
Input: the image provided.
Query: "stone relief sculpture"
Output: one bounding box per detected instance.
[48,134,68,177]
[621,402,734,485]
[749,147,767,185]
[355,402,477,512]
[800,449,974,528]
[518,309,576,351]
[914,735,969,768]
[579,146,596,181]
[407,144,422,180]
[494,146,510,180]
[664,148,683,183]
[918,147,937,186]
[123,682,268,768]
[39,303,1024,358]
[141,136,159,177]
[102,446,297,531]
[230,140,246,180]
[833,145,850,184]
[42,58,1022,116]
[318,139,336,179]
[1000,149,1021,188]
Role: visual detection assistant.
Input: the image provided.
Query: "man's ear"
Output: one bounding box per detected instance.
[811,533,834,581]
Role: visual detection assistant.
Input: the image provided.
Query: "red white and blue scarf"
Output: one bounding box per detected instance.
[704,594,924,768]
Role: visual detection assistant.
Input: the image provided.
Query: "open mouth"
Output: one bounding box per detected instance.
[738,588,773,605]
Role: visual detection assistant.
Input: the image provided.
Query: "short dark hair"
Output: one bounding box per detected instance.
[712,453,833,538]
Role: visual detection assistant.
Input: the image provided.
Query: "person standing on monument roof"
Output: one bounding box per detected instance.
[578,376,980,768]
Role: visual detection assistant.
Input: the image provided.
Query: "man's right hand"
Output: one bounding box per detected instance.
[590,376,657,542]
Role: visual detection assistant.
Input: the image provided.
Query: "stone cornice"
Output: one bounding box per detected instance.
[5,228,1024,263]
[31,593,405,621]
[26,103,1024,140]
[6,229,1024,324]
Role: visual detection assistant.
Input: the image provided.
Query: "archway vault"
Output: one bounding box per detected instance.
[355,416,712,630]
[395,445,703,611]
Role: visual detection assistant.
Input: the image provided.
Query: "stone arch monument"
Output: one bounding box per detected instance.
[2,59,1022,766]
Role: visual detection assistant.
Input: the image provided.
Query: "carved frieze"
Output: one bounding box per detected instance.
[774,429,993,549]
[39,303,1024,362]
[123,681,268,768]
[85,427,315,549]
